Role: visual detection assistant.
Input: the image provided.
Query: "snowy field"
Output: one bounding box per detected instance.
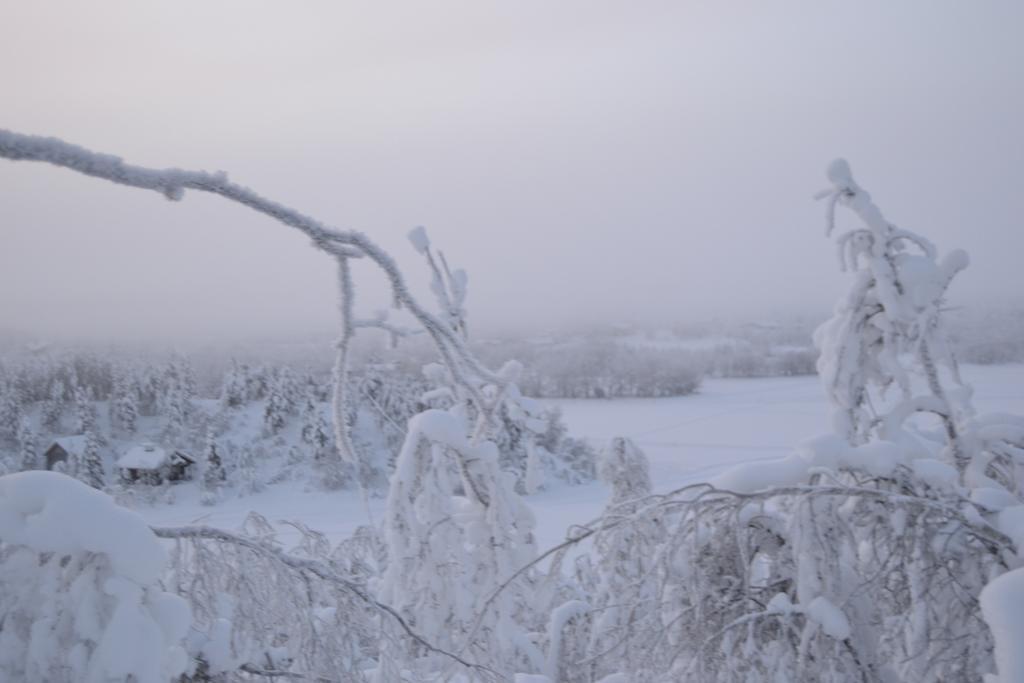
[139,363,1024,554]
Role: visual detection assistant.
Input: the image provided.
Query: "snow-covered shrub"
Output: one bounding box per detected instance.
[0,471,190,682]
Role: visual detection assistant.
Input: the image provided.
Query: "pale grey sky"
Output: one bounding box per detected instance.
[1,1,1022,340]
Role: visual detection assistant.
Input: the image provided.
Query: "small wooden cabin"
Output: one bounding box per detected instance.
[117,443,196,484]
[43,436,89,471]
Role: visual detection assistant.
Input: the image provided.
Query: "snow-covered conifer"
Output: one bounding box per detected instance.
[73,383,96,435]
[113,370,139,435]
[40,379,65,432]
[262,377,290,436]
[177,356,197,401]
[17,418,37,471]
[220,359,247,408]
[79,430,105,490]
[162,385,191,448]
[0,381,23,444]
[300,391,330,459]
[120,392,139,434]
[246,365,270,402]
[201,431,226,505]
[236,445,263,495]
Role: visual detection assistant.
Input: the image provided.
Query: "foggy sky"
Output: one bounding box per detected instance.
[1,1,1022,342]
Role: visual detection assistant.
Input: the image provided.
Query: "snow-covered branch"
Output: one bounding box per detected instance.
[152,521,499,680]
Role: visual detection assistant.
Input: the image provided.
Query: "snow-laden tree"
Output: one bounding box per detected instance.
[177,356,198,402]
[73,383,97,436]
[200,431,226,506]
[113,369,139,435]
[532,405,597,487]
[0,471,191,682]
[162,386,190,448]
[17,418,37,472]
[40,379,65,432]
[246,365,271,403]
[815,160,1024,493]
[300,388,331,460]
[220,359,248,409]
[359,229,543,677]
[79,430,105,490]
[236,444,264,495]
[0,381,23,444]
[262,378,290,436]
[557,437,664,683]
[379,405,541,677]
[814,159,970,453]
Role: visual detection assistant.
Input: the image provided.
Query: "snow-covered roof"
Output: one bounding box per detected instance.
[117,443,168,470]
[172,450,197,464]
[50,435,89,456]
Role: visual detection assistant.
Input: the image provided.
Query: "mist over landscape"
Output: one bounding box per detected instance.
[3,3,1024,683]
[2,1,1022,343]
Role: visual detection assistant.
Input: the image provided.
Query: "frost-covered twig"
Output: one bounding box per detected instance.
[239,663,337,681]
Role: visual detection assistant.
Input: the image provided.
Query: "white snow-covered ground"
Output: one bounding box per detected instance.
[138,364,1024,555]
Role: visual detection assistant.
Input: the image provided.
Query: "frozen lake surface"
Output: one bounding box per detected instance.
[140,364,1024,554]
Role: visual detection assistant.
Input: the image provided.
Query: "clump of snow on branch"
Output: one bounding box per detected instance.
[0,471,189,682]
[981,567,1024,683]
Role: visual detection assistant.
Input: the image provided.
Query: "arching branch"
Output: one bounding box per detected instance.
[151,524,502,679]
